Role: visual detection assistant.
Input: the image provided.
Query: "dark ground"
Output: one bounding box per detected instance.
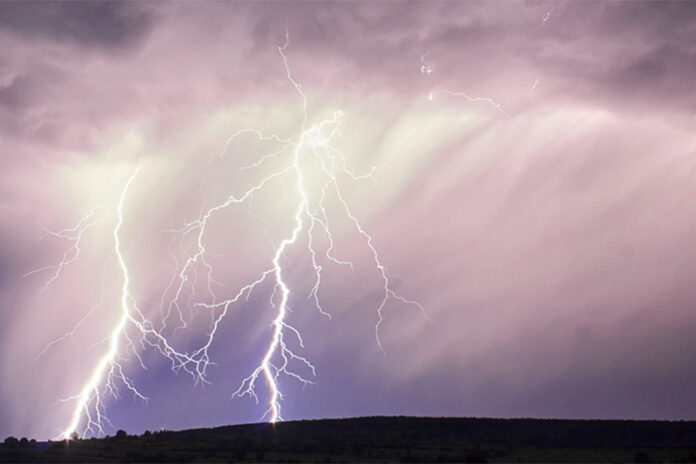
[2,416,696,463]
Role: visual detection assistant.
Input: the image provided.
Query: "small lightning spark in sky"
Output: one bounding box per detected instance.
[542,11,551,25]
[443,90,511,119]
[420,53,434,75]
[419,45,509,117]
[528,77,539,103]
[542,5,557,26]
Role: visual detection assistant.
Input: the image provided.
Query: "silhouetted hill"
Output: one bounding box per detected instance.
[3,416,696,463]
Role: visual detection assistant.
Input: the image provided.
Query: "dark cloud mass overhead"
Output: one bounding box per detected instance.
[0,1,696,440]
[0,1,155,49]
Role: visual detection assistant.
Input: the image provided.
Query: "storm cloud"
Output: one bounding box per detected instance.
[0,1,695,440]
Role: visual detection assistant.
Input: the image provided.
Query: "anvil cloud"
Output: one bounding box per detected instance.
[1,1,696,439]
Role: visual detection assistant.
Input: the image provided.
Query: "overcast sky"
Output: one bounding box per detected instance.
[1,1,696,440]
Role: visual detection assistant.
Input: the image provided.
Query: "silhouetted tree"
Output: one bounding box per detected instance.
[49,440,66,449]
[116,430,128,439]
[3,436,19,448]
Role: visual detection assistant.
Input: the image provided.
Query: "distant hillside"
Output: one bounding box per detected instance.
[3,416,696,462]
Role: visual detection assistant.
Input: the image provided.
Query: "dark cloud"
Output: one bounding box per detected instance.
[494,1,696,113]
[611,44,696,110]
[597,1,696,41]
[0,1,155,50]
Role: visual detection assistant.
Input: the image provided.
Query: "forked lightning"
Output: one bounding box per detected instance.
[29,30,425,437]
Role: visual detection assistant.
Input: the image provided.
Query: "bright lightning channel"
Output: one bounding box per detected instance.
[60,167,144,439]
[168,29,427,423]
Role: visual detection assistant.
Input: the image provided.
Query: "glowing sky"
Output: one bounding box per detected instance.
[1,1,696,440]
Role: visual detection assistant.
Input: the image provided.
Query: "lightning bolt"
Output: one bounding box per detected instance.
[37,28,425,437]
[60,167,144,439]
[168,29,427,422]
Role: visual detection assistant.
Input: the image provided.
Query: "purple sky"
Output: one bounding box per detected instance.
[1,1,696,440]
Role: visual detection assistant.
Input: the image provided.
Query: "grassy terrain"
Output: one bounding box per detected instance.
[3,416,696,462]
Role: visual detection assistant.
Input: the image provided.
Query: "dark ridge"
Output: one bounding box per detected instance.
[3,416,696,462]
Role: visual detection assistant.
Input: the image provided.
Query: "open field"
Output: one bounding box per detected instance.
[3,416,696,462]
